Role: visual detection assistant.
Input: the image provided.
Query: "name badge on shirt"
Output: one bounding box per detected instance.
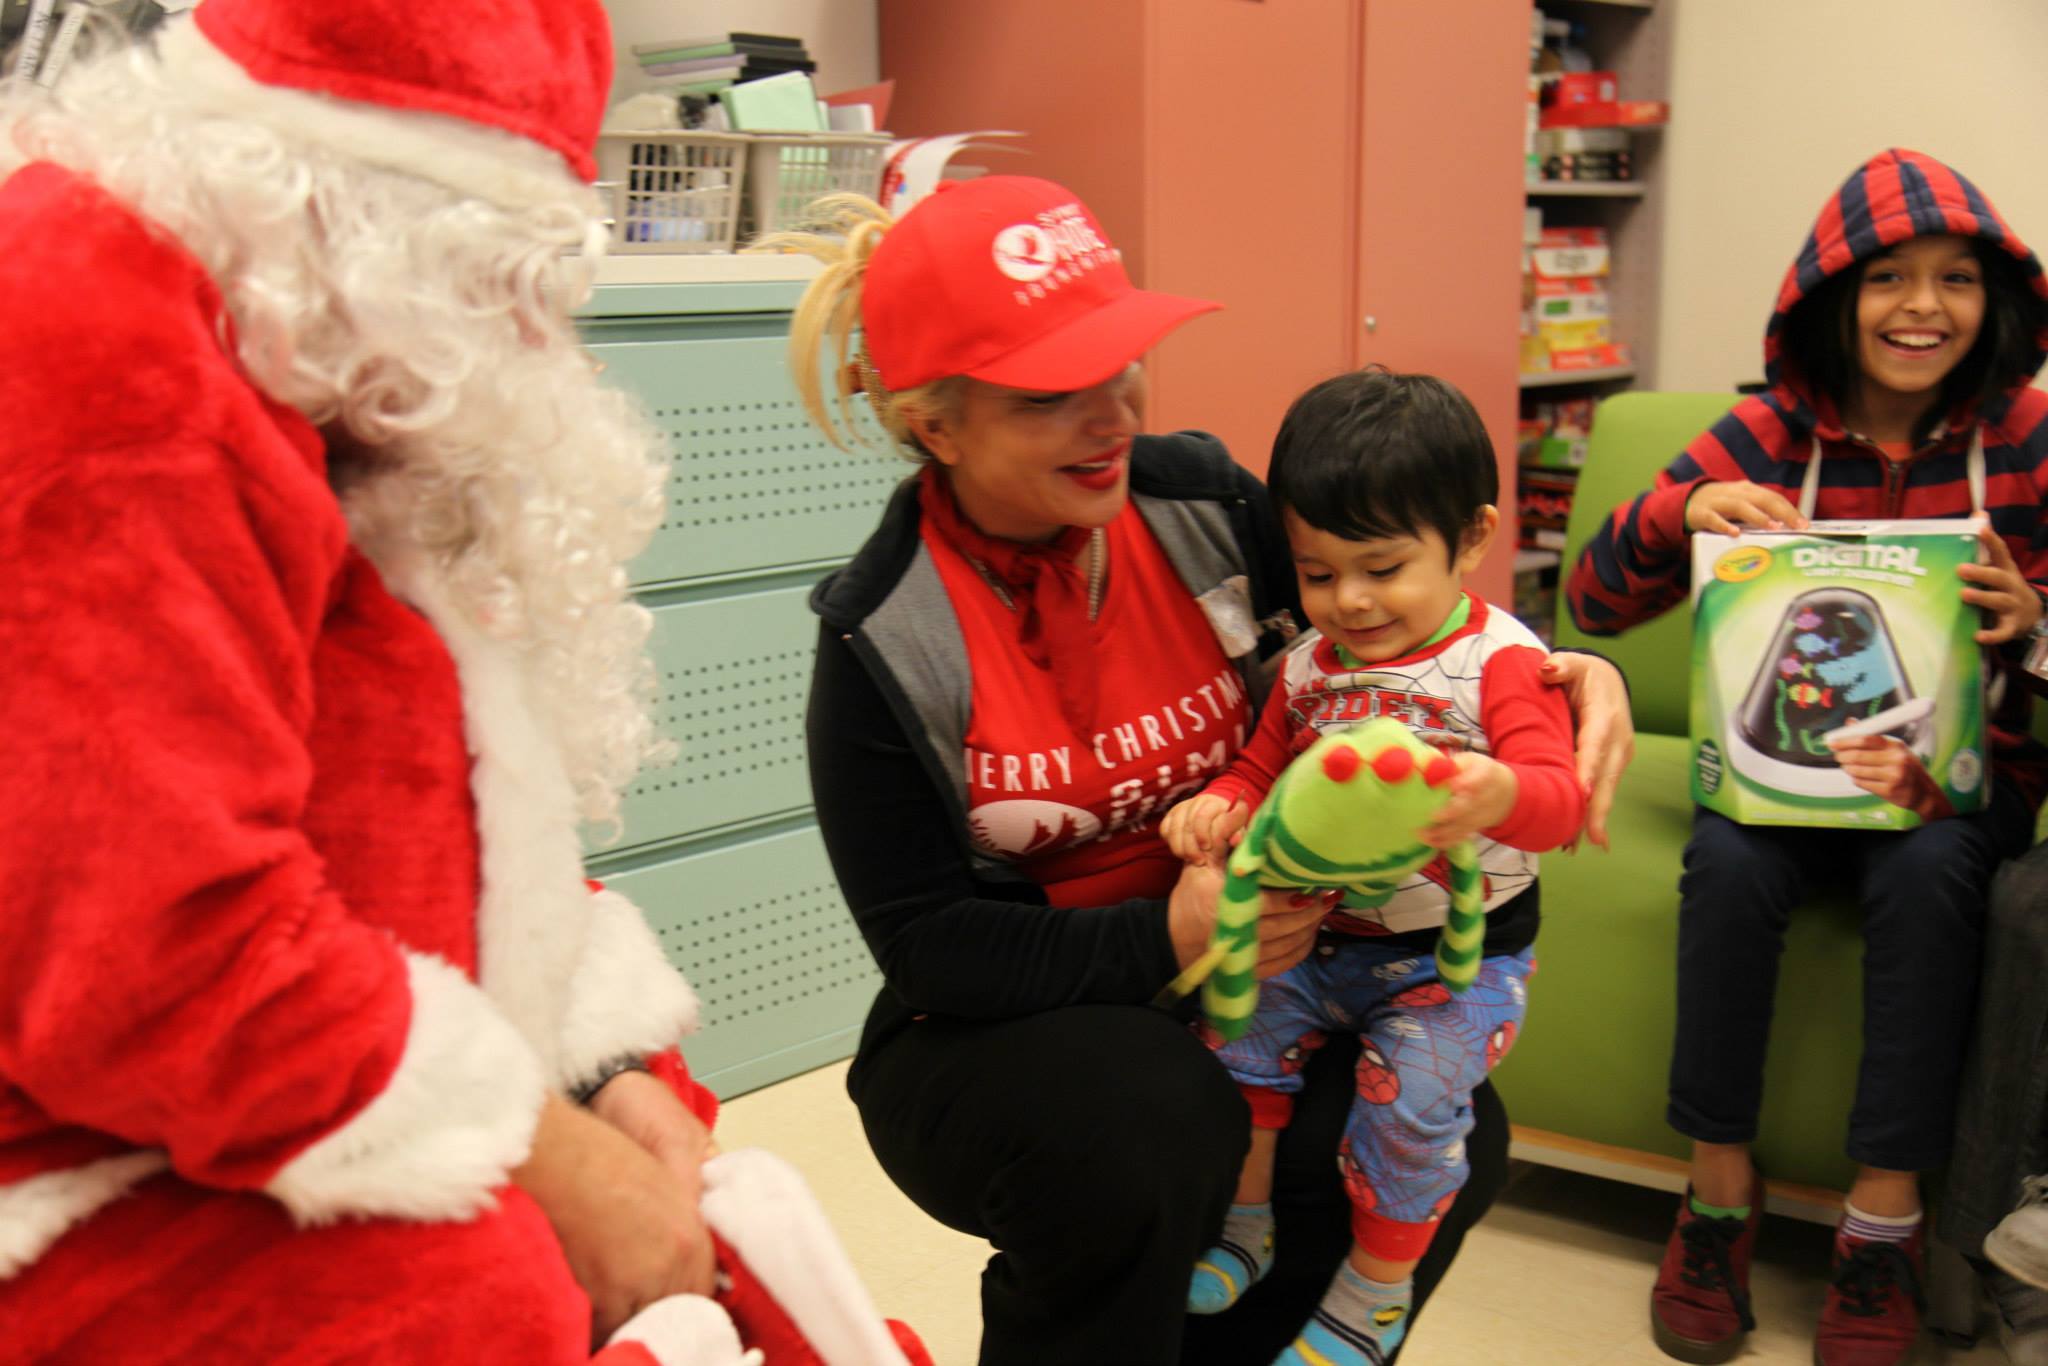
[1197,576,1262,657]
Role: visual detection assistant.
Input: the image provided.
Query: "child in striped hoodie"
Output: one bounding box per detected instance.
[1568,148,2048,1366]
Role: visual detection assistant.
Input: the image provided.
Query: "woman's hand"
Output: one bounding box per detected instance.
[1161,792,1250,865]
[1826,733,1954,821]
[1959,524,2044,645]
[1415,753,1518,849]
[1166,861,1335,980]
[589,1067,718,1180]
[1252,888,1337,979]
[513,1096,717,1345]
[1684,480,1809,535]
[1538,653,1635,850]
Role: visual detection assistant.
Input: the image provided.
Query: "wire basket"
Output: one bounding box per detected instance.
[741,133,892,241]
[595,131,749,254]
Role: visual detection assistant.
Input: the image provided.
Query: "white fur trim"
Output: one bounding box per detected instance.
[264,952,543,1226]
[153,19,594,214]
[0,1150,167,1279]
[608,1295,760,1366]
[701,1150,913,1366]
[560,888,702,1082]
[377,549,698,1092]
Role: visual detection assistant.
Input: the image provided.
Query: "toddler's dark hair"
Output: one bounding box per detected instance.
[1778,240,2048,443]
[1267,366,1498,563]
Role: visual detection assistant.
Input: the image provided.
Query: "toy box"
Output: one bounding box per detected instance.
[1689,521,1987,830]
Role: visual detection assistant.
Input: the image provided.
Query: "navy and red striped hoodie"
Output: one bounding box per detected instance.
[1567,148,2048,803]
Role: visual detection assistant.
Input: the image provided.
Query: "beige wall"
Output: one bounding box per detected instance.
[1658,0,2048,392]
[602,0,879,106]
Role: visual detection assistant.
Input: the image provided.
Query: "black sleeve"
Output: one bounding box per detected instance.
[806,624,1186,1018]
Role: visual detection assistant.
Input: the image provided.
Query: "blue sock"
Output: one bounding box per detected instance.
[1273,1263,1412,1366]
[1189,1202,1275,1314]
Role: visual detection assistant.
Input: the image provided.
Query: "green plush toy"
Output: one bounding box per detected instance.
[1162,718,1485,1042]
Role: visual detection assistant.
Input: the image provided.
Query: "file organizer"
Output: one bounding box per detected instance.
[578,279,905,1096]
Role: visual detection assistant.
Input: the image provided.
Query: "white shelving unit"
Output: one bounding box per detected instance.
[1527,180,1646,198]
[1520,362,1637,389]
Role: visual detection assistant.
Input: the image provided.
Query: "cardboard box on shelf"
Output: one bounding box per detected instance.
[1523,228,1628,374]
[1518,468,1578,550]
[1689,521,1986,830]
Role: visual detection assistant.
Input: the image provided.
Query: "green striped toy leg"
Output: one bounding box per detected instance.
[1203,853,1265,1041]
[1434,840,1485,993]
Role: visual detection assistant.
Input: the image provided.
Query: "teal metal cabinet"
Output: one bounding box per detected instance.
[578,278,902,1097]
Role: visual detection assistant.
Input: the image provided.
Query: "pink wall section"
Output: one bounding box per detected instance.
[1142,0,1361,479]
[879,3,1149,281]
[1352,0,1529,604]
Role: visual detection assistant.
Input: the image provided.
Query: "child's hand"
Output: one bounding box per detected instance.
[1415,753,1518,849]
[1958,524,2043,644]
[1684,481,1809,535]
[1161,792,1250,865]
[1825,733,1955,821]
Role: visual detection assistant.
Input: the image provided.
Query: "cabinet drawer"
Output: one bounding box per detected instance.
[585,317,905,586]
[598,822,878,1097]
[603,583,821,851]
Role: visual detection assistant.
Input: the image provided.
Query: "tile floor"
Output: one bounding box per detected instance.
[718,1060,2013,1366]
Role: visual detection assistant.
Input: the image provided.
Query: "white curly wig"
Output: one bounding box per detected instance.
[0,25,671,832]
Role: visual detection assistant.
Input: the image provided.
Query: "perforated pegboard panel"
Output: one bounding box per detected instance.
[598,822,879,1099]
[583,318,906,588]
[601,583,820,852]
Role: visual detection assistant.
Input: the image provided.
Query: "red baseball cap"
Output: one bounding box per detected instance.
[862,176,1220,393]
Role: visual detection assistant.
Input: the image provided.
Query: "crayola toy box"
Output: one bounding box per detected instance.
[1689,520,1986,830]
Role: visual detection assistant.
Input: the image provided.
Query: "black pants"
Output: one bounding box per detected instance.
[1668,792,2029,1173]
[848,999,1509,1366]
[1942,837,2048,1254]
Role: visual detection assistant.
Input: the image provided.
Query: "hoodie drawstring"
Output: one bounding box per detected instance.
[1799,428,1986,522]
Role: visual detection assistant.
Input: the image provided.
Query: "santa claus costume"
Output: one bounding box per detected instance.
[0,3,921,1363]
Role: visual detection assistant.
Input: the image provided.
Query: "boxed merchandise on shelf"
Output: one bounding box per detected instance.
[1518,468,1577,552]
[1520,396,1594,470]
[1523,226,1630,374]
[1535,126,1632,182]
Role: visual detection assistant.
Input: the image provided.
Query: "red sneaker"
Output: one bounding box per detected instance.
[1651,1185,1762,1363]
[1813,1224,1926,1366]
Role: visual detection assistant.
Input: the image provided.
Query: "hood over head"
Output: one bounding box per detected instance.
[1765,148,2048,436]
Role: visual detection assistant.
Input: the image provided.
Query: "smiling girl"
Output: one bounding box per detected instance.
[1567,148,2048,1366]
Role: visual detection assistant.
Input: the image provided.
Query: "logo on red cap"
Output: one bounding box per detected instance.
[993,203,1120,305]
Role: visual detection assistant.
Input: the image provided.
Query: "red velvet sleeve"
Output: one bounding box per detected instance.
[0,432,539,1218]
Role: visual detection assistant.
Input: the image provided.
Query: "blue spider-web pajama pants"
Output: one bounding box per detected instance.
[1212,936,1535,1261]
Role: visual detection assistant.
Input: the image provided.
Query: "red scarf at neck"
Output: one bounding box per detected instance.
[918,467,1100,734]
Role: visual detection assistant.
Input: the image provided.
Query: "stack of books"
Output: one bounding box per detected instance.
[631,32,815,102]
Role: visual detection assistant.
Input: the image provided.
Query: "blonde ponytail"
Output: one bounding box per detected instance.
[751,194,961,458]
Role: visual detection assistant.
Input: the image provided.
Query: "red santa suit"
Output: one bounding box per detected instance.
[0,3,923,1364]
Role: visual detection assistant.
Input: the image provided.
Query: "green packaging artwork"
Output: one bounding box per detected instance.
[1689,520,1985,830]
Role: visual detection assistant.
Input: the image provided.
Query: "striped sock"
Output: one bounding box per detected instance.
[1275,1263,1411,1366]
[1188,1203,1275,1314]
[1841,1200,1921,1245]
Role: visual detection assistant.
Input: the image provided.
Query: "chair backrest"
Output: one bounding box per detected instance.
[1552,391,1740,739]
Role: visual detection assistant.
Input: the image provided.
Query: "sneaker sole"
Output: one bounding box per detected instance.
[1810,1339,1930,1366]
[1650,1297,1745,1365]
[1988,1233,2048,1294]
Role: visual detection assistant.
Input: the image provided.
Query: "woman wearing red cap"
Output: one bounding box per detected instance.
[769,178,1634,1365]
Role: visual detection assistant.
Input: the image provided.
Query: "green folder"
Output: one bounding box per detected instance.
[717,71,827,132]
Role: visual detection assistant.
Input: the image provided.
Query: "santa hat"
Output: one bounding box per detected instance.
[151,0,612,212]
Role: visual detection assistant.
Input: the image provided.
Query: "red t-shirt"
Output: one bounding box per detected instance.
[926,505,1253,908]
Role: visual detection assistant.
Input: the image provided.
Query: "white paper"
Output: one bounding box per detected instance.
[878,131,1024,215]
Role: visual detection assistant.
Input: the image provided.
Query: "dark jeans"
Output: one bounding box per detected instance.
[848,998,1509,1366]
[1669,792,2029,1173]
[1941,838,2048,1255]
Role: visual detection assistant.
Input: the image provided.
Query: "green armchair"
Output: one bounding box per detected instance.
[1491,391,1865,1209]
